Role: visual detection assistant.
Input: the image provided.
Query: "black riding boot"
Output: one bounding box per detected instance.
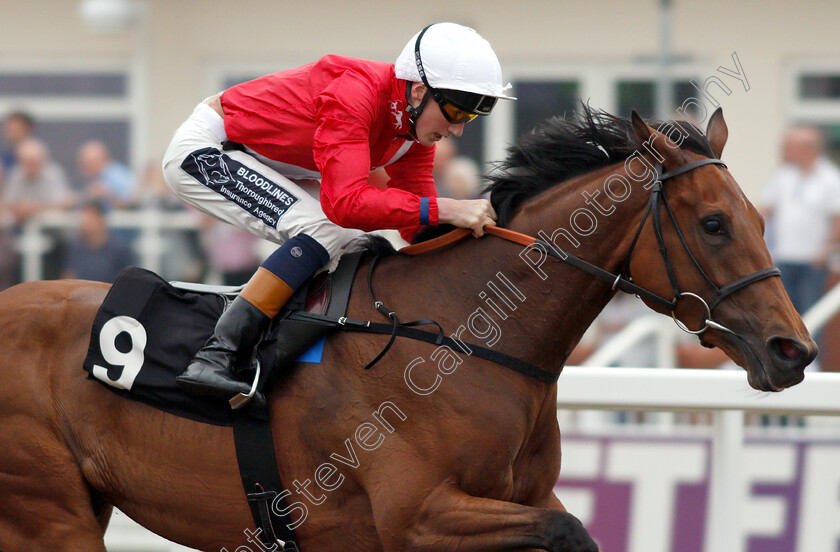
[176,296,271,400]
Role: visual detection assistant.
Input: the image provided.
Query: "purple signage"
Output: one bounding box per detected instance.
[554,432,840,552]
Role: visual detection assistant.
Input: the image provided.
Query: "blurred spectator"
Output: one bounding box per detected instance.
[135,158,185,210]
[1,111,35,175]
[368,168,390,190]
[438,157,482,199]
[3,138,76,281]
[134,158,207,282]
[60,201,135,283]
[3,138,75,224]
[368,137,482,200]
[432,136,458,183]
[201,219,262,286]
[77,140,135,208]
[433,137,482,199]
[761,126,840,315]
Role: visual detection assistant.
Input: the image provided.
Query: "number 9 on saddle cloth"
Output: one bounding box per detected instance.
[83,261,352,426]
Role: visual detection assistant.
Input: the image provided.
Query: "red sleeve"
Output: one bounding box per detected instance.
[384,145,439,241]
[313,72,438,233]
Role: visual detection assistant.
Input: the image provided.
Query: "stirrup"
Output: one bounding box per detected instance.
[229,359,261,410]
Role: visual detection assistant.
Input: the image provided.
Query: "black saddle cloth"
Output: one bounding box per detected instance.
[83,266,333,425]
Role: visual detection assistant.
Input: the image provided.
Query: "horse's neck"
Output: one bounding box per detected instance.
[504,164,653,366]
[375,163,650,374]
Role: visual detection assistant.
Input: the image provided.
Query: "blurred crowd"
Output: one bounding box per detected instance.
[0,109,265,289]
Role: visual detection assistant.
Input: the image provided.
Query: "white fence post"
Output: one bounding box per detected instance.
[19,216,60,282]
[704,409,744,552]
[133,207,164,274]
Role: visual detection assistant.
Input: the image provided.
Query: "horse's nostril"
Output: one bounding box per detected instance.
[764,336,816,387]
[777,338,802,360]
[767,336,814,368]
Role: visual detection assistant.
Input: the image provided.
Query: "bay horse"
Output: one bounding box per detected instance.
[0,108,816,552]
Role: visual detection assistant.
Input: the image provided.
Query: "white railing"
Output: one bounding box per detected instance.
[104,509,196,551]
[12,208,400,283]
[581,278,840,373]
[14,208,205,282]
[582,315,676,369]
[560,366,840,415]
[802,276,840,331]
[556,367,840,552]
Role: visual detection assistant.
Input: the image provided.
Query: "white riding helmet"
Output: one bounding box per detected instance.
[396,22,515,100]
[395,22,515,123]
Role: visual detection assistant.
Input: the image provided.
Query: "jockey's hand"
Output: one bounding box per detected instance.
[437,198,498,238]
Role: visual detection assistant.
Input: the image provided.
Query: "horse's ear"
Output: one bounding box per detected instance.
[630,110,651,142]
[706,107,728,159]
[630,110,683,169]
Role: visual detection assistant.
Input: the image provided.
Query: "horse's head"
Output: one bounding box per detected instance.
[627,109,817,391]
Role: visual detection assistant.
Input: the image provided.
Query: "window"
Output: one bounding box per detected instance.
[789,62,840,164]
[616,80,696,119]
[0,64,132,183]
[36,121,130,183]
[0,72,127,97]
[808,124,840,166]
[799,75,840,101]
[208,63,713,179]
[454,115,485,168]
[222,74,261,90]
[514,80,579,138]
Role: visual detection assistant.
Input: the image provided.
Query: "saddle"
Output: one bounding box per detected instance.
[84,252,362,423]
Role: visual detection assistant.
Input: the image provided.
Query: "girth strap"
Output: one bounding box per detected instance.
[232,412,300,551]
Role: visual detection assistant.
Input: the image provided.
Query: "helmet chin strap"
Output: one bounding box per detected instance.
[402,81,432,141]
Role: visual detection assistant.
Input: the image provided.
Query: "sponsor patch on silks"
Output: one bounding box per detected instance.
[295,336,326,363]
[181,147,300,229]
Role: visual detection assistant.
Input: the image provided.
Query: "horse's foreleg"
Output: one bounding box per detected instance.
[374,482,598,552]
[0,459,109,552]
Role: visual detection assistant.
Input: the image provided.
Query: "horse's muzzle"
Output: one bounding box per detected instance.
[760,335,818,391]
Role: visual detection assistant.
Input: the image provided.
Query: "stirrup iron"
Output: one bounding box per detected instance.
[229,359,261,410]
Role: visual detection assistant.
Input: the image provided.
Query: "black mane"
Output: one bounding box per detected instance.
[347,234,398,256]
[485,105,715,226]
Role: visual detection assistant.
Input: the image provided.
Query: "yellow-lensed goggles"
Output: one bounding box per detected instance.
[439,101,480,124]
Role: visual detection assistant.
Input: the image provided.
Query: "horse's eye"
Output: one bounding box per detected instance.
[703,218,723,234]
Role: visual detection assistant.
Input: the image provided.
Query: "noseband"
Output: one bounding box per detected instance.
[531,157,780,341]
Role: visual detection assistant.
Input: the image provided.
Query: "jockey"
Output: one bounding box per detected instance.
[162,22,515,404]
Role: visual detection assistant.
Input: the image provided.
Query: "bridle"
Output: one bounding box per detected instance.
[531,157,780,341]
[401,157,780,343]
